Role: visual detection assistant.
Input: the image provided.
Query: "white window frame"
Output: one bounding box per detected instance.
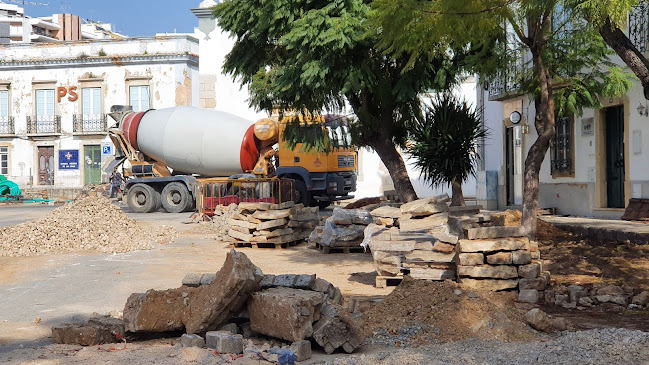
[82,87,102,121]
[0,90,8,118]
[0,146,9,176]
[129,85,150,112]
[35,89,55,118]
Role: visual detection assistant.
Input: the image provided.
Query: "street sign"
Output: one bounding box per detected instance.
[101,144,112,155]
[59,149,79,170]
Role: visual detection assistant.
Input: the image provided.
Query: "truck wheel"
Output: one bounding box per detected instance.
[316,200,332,209]
[292,180,312,206]
[127,184,159,213]
[161,182,192,213]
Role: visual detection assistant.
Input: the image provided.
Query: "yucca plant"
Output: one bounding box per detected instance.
[408,94,488,206]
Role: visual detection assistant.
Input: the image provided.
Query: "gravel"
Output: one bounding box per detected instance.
[322,328,649,364]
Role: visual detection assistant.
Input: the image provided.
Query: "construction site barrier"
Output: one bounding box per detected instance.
[198,177,294,216]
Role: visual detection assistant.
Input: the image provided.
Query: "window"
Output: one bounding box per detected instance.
[36,89,55,119]
[129,85,150,112]
[0,90,7,118]
[82,87,101,117]
[0,146,8,176]
[551,115,573,176]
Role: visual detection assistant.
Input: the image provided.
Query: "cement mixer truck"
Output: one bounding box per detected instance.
[106,105,357,213]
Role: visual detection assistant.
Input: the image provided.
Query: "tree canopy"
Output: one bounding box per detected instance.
[213,0,468,202]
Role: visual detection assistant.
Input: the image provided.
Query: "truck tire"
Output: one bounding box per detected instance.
[161,182,192,213]
[127,183,160,213]
[316,200,332,209]
[292,180,312,206]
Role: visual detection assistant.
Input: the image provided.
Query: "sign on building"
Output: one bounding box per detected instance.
[59,149,79,170]
[101,144,113,155]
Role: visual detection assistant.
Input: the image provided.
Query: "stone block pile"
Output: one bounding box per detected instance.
[309,207,373,251]
[227,201,319,247]
[53,250,363,360]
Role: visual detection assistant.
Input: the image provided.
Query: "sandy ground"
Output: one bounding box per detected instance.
[0,204,390,356]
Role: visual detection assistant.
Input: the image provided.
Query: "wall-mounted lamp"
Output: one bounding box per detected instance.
[637,102,649,117]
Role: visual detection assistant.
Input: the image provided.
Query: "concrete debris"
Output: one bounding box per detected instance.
[181,333,206,348]
[206,331,244,354]
[0,196,177,257]
[51,316,125,346]
[312,303,363,354]
[248,287,326,342]
[290,340,313,361]
[123,250,263,334]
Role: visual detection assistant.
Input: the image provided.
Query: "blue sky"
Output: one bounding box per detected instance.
[21,0,200,37]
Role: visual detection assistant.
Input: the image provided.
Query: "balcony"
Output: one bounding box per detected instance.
[73,114,108,134]
[487,46,527,101]
[629,2,649,52]
[26,115,61,135]
[0,116,14,135]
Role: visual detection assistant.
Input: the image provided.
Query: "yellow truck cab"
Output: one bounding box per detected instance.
[276,115,357,208]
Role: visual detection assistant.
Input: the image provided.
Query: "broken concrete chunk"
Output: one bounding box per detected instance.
[52,316,125,346]
[291,340,312,361]
[182,250,264,334]
[248,287,326,342]
[206,331,244,354]
[312,303,363,354]
[123,288,196,333]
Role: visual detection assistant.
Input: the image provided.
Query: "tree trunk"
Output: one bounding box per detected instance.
[521,14,555,238]
[370,131,418,203]
[451,181,465,206]
[598,17,649,100]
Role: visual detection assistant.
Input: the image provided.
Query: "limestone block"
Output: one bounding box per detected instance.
[486,252,513,265]
[182,273,203,287]
[458,238,528,253]
[457,265,518,279]
[465,226,526,240]
[256,218,288,231]
[248,287,326,342]
[408,268,455,280]
[519,277,548,291]
[238,202,272,211]
[433,241,456,253]
[518,263,541,279]
[370,206,402,219]
[400,195,449,217]
[229,219,257,230]
[405,250,456,263]
[512,250,532,265]
[312,303,363,354]
[228,229,253,242]
[399,213,449,232]
[524,308,567,333]
[457,253,484,266]
[290,340,312,362]
[252,208,294,220]
[458,278,519,291]
[368,239,415,252]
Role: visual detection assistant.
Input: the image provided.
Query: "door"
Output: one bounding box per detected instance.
[84,145,101,185]
[37,146,54,185]
[505,127,515,205]
[605,105,625,208]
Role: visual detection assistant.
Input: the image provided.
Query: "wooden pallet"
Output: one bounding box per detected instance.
[375,275,404,288]
[229,240,305,249]
[315,242,367,254]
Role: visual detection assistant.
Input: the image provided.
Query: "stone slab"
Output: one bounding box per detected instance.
[404,251,456,263]
[256,218,288,231]
[458,237,529,253]
[465,226,526,240]
[238,202,272,211]
[457,253,484,266]
[486,252,513,265]
[252,208,294,220]
[229,219,257,230]
[457,265,518,279]
[459,278,519,291]
[408,268,455,280]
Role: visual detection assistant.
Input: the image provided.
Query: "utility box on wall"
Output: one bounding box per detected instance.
[477,170,498,210]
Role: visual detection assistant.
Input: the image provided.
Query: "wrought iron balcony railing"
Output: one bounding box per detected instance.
[630,2,649,52]
[26,115,61,134]
[73,114,108,133]
[0,116,14,135]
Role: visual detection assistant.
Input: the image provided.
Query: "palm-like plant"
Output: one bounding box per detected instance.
[408,94,488,206]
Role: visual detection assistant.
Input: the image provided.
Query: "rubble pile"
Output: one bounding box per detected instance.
[309,207,373,249]
[0,196,177,257]
[227,202,319,246]
[54,250,364,359]
[183,203,238,240]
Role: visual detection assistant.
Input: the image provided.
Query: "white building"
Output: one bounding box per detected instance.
[0,36,199,191]
[477,5,649,218]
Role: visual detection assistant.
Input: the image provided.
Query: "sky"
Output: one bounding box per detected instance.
[20,0,200,37]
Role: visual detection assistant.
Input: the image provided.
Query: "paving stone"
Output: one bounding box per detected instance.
[248,287,326,342]
[181,333,205,348]
[206,331,244,354]
[290,340,312,362]
[457,265,518,279]
[217,322,239,334]
[200,273,216,286]
[182,273,203,287]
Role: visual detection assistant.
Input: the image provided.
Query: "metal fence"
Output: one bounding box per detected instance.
[198,177,294,216]
[27,115,61,134]
[0,116,14,134]
[73,114,107,133]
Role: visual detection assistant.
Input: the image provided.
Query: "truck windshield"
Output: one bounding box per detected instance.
[327,125,351,148]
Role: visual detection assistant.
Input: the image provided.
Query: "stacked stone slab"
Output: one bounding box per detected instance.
[227,201,319,246]
[309,207,373,248]
[365,194,457,280]
[457,221,547,296]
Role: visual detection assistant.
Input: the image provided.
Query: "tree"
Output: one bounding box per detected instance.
[570,0,649,99]
[212,0,464,203]
[370,0,633,236]
[408,94,488,206]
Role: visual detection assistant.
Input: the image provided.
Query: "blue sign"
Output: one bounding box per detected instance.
[102,145,112,155]
[59,149,79,170]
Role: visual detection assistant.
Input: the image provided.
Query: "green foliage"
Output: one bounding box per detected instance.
[567,0,639,27]
[407,94,488,188]
[213,0,463,151]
